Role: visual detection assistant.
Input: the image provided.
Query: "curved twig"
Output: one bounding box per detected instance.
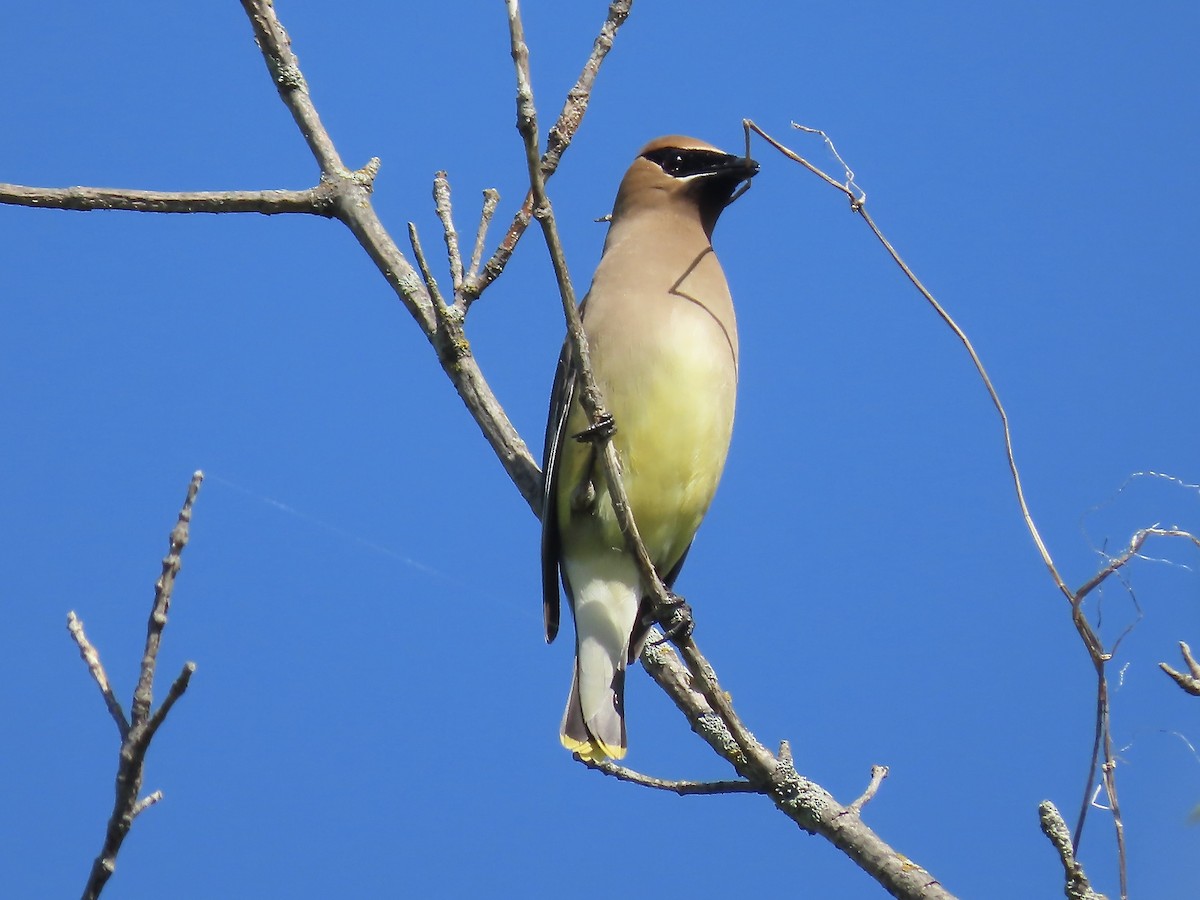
[740,120,1200,900]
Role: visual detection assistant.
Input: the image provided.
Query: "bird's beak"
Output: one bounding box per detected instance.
[721,156,758,205]
[710,154,760,183]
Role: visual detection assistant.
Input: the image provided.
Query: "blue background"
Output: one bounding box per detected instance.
[2,2,1197,897]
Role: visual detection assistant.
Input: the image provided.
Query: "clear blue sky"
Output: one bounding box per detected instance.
[2,2,1197,898]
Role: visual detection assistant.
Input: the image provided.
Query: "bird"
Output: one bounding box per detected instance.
[540,135,758,761]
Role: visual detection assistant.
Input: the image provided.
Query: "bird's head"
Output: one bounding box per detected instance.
[613,135,759,238]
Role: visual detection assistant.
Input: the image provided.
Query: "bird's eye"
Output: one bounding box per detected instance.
[641,147,726,179]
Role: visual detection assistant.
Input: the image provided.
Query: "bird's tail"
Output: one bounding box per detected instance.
[560,660,627,761]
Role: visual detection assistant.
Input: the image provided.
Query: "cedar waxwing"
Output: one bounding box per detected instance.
[541,135,758,761]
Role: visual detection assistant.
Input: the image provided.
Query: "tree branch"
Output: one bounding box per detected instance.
[433,171,465,296]
[1039,801,1108,900]
[238,0,543,511]
[0,182,338,215]
[67,612,130,740]
[78,471,202,900]
[467,0,631,300]
[9,4,1020,896]
[845,765,890,816]
[3,1,625,519]
[745,120,1076,611]
[1161,641,1200,696]
[466,188,501,291]
[579,758,763,795]
[239,0,347,174]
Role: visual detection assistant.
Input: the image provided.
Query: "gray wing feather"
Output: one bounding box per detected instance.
[540,337,577,643]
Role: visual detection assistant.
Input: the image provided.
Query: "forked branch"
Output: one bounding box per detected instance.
[74,471,203,900]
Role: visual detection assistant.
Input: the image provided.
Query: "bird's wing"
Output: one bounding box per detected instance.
[540,335,577,643]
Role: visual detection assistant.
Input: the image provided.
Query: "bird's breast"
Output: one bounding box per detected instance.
[589,290,738,570]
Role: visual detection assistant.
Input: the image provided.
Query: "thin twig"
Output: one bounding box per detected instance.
[753,119,1080,608]
[1074,671,1106,853]
[1070,524,1196,886]
[466,188,501,300]
[744,118,1152,898]
[130,472,201,728]
[1161,641,1200,696]
[0,182,339,216]
[145,662,197,741]
[1097,682,1127,900]
[66,612,130,739]
[844,765,890,816]
[408,222,448,310]
[751,117,1200,900]
[1077,527,1199,601]
[432,172,464,296]
[130,792,163,820]
[469,0,632,299]
[580,758,764,795]
[752,120,1076,610]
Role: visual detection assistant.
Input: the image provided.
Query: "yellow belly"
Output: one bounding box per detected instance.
[557,298,737,575]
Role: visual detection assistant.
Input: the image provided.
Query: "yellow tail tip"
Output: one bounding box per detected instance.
[561,734,626,762]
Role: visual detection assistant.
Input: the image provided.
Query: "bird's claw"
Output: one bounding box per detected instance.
[649,591,694,644]
[572,413,616,443]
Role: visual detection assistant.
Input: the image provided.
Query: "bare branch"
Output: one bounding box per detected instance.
[1097,689,1128,899]
[1039,801,1108,900]
[131,472,202,727]
[1075,527,1198,602]
[1067,525,1198,882]
[467,188,501,290]
[4,0,624,522]
[0,182,338,216]
[743,119,1161,897]
[239,0,347,174]
[844,765,890,816]
[237,0,541,512]
[750,119,1078,612]
[79,472,202,900]
[433,172,465,296]
[130,792,163,820]
[738,137,1137,883]
[579,758,763,795]
[468,0,632,299]
[67,612,130,739]
[145,662,197,743]
[408,222,449,310]
[1161,641,1200,696]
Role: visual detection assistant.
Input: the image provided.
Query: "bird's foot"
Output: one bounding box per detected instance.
[572,412,616,443]
[649,591,694,644]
